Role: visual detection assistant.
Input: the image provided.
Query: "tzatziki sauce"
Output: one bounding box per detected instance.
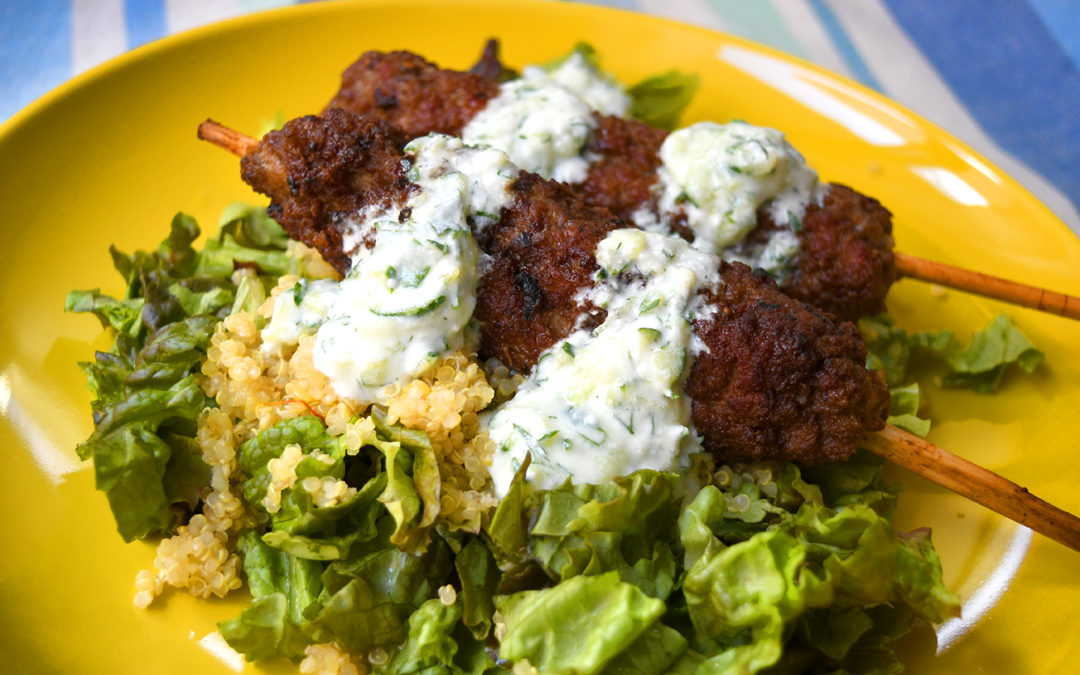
[520,48,631,117]
[655,121,820,263]
[485,228,721,497]
[261,134,519,404]
[462,48,630,183]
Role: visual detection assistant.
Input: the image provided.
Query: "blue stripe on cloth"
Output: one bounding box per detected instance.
[807,0,883,91]
[1030,0,1080,69]
[124,0,166,49]
[883,0,1080,209]
[0,0,72,121]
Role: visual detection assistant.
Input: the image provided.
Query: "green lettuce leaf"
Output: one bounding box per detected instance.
[194,204,292,278]
[486,455,530,563]
[230,270,269,317]
[218,593,314,663]
[369,408,442,553]
[600,621,688,675]
[167,283,234,317]
[160,430,213,510]
[306,577,412,653]
[860,313,1043,395]
[309,536,454,652]
[544,42,699,129]
[156,211,201,277]
[377,594,506,675]
[495,571,666,674]
[64,289,144,338]
[238,416,388,561]
[677,458,959,674]
[524,470,680,599]
[219,202,291,250]
[628,70,700,130]
[79,369,209,540]
[381,597,463,674]
[931,314,1044,392]
[219,531,324,661]
[68,210,297,540]
[677,484,729,570]
[88,423,181,540]
[486,469,679,599]
[859,315,922,388]
[455,537,500,640]
[886,382,931,438]
[683,529,826,672]
[239,415,341,476]
[263,471,385,562]
[238,415,346,517]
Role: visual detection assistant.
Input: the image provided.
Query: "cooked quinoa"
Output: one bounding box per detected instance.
[300,642,365,675]
[135,260,504,624]
[383,351,499,531]
[133,407,250,608]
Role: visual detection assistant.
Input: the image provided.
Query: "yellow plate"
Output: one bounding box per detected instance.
[2,1,1078,672]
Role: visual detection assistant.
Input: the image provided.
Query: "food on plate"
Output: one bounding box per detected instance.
[206,115,1071,548]
[240,109,889,469]
[75,39,1079,675]
[324,44,895,322]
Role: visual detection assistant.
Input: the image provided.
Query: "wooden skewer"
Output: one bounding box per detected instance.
[864,425,1080,552]
[199,119,1080,323]
[198,118,257,157]
[199,118,1080,551]
[896,252,1080,320]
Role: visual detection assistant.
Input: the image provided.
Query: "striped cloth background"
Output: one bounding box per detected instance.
[2,0,1078,234]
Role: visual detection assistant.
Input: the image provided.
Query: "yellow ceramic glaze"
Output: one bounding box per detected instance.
[1,1,1078,672]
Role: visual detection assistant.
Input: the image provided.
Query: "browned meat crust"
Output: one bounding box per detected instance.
[240,111,888,465]
[785,185,896,320]
[580,114,666,220]
[474,172,613,369]
[468,38,518,82]
[240,109,413,273]
[322,47,897,322]
[725,185,896,322]
[689,267,888,464]
[325,50,499,138]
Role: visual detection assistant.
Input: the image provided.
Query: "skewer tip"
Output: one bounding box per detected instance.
[197,118,257,157]
[865,425,1080,553]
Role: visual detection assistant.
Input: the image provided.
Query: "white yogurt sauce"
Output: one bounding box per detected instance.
[724,228,802,284]
[485,228,721,497]
[655,121,820,260]
[261,278,341,352]
[521,48,631,117]
[462,48,630,183]
[463,78,594,183]
[261,134,518,404]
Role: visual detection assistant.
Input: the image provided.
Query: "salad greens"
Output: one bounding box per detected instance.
[68,207,972,672]
[221,408,962,672]
[65,208,295,540]
[627,71,701,131]
[64,43,1045,674]
[860,314,1044,437]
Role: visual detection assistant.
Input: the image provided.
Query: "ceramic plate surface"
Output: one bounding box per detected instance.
[2,1,1078,672]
